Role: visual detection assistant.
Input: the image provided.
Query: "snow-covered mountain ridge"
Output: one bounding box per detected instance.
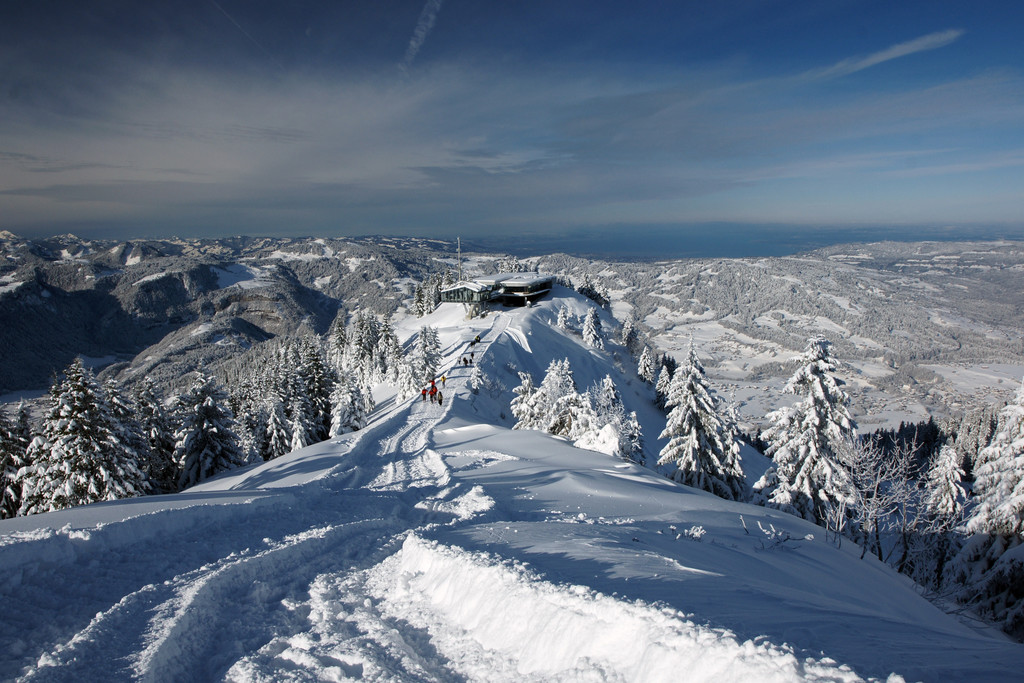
[2,293,1021,681]
[0,234,448,395]
[533,240,1024,430]
[3,233,1023,431]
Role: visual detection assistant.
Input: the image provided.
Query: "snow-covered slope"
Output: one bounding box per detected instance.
[2,291,1022,682]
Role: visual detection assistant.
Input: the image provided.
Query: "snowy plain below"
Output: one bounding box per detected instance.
[2,290,1022,682]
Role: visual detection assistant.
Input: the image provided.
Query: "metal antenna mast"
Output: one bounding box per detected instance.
[457,237,463,282]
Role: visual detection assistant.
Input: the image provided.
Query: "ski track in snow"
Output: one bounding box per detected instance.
[3,298,1020,681]
[5,325,495,682]
[5,403,454,680]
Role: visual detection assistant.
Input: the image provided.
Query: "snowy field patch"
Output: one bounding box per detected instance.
[365,535,880,683]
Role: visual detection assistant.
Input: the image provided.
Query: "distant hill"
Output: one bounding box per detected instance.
[2,234,1023,430]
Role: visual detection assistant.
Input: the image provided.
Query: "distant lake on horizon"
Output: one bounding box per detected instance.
[471,224,1021,261]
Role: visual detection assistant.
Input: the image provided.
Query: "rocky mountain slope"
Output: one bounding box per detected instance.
[0,233,448,394]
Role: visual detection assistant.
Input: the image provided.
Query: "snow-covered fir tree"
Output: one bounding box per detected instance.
[174,374,245,490]
[133,379,179,493]
[556,305,571,331]
[0,408,27,518]
[289,398,312,452]
[620,317,640,356]
[413,285,427,317]
[224,335,337,457]
[237,404,267,463]
[376,318,402,384]
[359,376,376,415]
[574,375,644,460]
[329,376,367,437]
[637,346,656,384]
[104,377,151,476]
[13,401,32,448]
[263,400,291,461]
[326,313,348,370]
[396,360,420,401]
[582,308,604,349]
[654,360,673,410]
[296,336,335,441]
[622,411,645,463]
[514,358,580,436]
[952,405,999,479]
[901,439,967,590]
[925,441,967,524]
[969,380,1024,538]
[342,312,381,387]
[413,274,442,317]
[496,254,527,272]
[657,341,745,500]
[753,337,856,526]
[411,326,442,385]
[510,372,536,426]
[18,358,147,515]
[949,380,1024,641]
[469,365,485,394]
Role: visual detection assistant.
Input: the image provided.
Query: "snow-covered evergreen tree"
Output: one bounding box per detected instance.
[396,360,420,402]
[327,312,348,370]
[329,376,368,437]
[289,398,311,452]
[582,308,604,349]
[174,374,245,490]
[263,399,291,461]
[620,317,640,356]
[413,285,427,317]
[133,379,179,493]
[948,383,1024,640]
[753,337,856,526]
[657,341,745,500]
[377,317,402,384]
[469,365,485,394]
[296,336,335,441]
[947,381,1024,641]
[926,441,967,523]
[514,358,582,437]
[556,305,571,331]
[510,372,537,427]
[969,380,1024,538]
[411,326,442,385]
[573,375,643,460]
[654,361,673,410]
[0,409,27,518]
[623,411,645,463]
[637,347,656,384]
[104,377,150,474]
[13,401,32,448]
[18,358,147,515]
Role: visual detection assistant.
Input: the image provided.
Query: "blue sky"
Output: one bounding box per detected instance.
[1,1,1022,244]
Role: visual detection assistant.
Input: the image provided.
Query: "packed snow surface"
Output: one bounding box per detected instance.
[2,292,1022,681]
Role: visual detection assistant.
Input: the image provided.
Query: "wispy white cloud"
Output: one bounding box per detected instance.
[401,0,444,73]
[883,149,1024,177]
[2,43,1021,236]
[804,29,965,80]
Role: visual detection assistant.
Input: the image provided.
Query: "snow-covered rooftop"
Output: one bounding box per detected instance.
[475,272,554,287]
[441,280,490,293]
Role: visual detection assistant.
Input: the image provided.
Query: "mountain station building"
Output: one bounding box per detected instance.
[440,273,556,312]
